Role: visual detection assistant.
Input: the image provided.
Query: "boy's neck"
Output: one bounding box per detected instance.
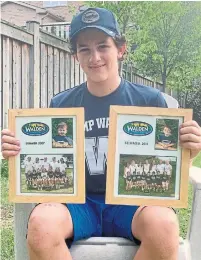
[86,75,121,97]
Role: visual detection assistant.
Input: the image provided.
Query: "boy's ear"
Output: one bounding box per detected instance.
[117,43,127,60]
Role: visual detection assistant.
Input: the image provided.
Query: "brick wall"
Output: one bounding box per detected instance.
[24,1,83,21]
[1,1,84,26]
[1,2,39,26]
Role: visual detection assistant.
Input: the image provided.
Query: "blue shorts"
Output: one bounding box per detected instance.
[66,195,140,247]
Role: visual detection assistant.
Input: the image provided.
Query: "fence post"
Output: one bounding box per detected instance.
[26,21,40,108]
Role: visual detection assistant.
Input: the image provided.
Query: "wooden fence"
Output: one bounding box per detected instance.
[0,19,163,131]
[0,19,86,131]
[40,22,70,40]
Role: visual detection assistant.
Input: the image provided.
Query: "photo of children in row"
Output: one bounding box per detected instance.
[20,154,74,194]
[118,155,177,198]
[155,118,179,151]
[52,118,73,148]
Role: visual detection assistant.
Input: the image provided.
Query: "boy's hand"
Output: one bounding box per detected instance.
[179,120,201,159]
[1,129,21,159]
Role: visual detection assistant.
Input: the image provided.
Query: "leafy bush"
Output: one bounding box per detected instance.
[1,160,8,178]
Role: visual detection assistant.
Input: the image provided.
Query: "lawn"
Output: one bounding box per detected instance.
[0,152,200,259]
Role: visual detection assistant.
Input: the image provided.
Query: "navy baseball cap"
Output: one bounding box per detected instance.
[69,7,121,42]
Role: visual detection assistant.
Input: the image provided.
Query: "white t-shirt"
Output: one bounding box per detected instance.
[157,164,165,174]
[136,165,143,174]
[50,161,60,172]
[151,165,156,172]
[33,162,41,172]
[144,164,150,173]
[41,161,50,171]
[60,163,66,173]
[24,161,33,173]
[164,164,172,175]
[124,167,130,178]
[129,165,136,174]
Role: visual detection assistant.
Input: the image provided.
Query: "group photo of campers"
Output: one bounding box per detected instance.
[155,118,179,151]
[52,118,74,148]
[118,154,177,197]
[20,154,74,194]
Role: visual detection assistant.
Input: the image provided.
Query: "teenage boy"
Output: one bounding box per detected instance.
[1,7,201,260]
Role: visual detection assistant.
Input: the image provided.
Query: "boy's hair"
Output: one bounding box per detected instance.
[57,122,68,129]
[70,34,127,61]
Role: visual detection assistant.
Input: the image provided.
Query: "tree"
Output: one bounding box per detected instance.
[130,1,201,92]
[86,1,201,93]
[87,1,141,35]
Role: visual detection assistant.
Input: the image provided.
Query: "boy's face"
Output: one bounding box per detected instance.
[58,126,67,136]
[75,29,125,83]
[163,127,171,136]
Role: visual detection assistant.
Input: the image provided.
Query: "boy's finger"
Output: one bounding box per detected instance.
[180,120,200,129]
[1,135,20,146]
[1,129,15,137]
[180,126,201,136]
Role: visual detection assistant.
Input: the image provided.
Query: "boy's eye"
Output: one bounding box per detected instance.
[99,45,109,49]
[79,48,89,52]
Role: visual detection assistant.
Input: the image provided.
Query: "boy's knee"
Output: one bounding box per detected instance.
[27,203,73,252]
[27,214,61,251]
[133,206,179,256]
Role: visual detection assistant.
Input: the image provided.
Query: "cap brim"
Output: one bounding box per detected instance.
[70,25,116,41]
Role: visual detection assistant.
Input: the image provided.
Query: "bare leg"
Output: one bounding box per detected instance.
[27,203,73,260]
[132,206,179,260]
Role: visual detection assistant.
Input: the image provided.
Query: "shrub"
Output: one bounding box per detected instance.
[1,160,8,178]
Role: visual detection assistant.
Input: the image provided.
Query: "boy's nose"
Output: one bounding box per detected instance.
[89,50,101,63]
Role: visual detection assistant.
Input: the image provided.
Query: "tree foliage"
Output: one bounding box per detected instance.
[178,78,201,125]
[86,1,201,93]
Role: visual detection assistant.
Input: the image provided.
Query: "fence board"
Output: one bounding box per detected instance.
[53,48,60,96]
[21,44,30,108]
[40,30,70,52]
[65,53,71,90]
[40,43,48,108]
[0,37,2,130]
[60,51,65,92]
[2,37,10,128]
[1,21,33,45]
[75,59,80,86]
[12,40,22,109]
[47,46,54,105]
[70,55,75,88]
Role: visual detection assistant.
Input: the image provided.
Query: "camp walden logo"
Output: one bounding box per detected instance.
[21,122,49,136]
[123,121,153,136]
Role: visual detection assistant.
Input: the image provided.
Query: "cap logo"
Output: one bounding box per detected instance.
[82,10,100,23]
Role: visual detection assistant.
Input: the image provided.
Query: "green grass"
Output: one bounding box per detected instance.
[193,151,201,168]
[177,151,201,238]
[1,177,14,260]
[0,152,200,259]
[20,169,74,194]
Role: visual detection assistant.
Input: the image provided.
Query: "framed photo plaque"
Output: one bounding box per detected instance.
[8,108,85,203]
[106,106,192,208]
